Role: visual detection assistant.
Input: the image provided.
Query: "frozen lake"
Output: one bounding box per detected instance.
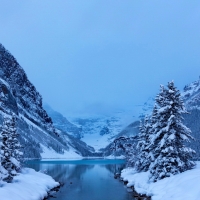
[26,159,135,200]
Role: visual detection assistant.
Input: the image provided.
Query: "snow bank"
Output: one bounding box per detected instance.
[121,162,200,200]
[105,155,126,159]
[40,144,82,159]
[0,168,59,200]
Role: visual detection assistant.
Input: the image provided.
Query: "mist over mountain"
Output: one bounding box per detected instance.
[44,77,200,159]
[44,105,134,152]
[1,42,200,159]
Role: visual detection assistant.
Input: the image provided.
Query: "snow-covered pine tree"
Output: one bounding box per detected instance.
[135,115,153,172]
[110,136,138,166]
[125,136,139,167]
[0,114,23,182]
[0,125,8,182]
[149,81,196,182]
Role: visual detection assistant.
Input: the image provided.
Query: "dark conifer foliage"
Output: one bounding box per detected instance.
[148,81,195,182]
[135,116,153,172]
[0,114,23,182]
[109,81,195,182]
[110,136,138,166]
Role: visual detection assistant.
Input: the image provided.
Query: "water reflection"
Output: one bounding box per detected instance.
[26,159,135,200]
[104,163,125,174]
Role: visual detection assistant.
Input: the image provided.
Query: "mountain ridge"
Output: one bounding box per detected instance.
[0,43,93,158]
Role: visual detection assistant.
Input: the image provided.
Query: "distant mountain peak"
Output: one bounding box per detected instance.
[182,76,200,110]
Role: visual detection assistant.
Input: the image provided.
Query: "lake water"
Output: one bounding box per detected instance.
[26,159,135,200]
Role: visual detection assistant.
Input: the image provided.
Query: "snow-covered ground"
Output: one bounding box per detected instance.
[0,168,59,200]
[121,161,200,200]
[105,155,126,159]
[40,144,82,159]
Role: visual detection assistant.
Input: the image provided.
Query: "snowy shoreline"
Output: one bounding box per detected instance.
[121,161,200,200]
[0,168,59,200]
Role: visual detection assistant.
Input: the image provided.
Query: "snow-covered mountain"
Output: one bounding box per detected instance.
[44,104,82,139]
[182,77,200,110]
[0,43,93,159]
[43,102,135,152]
[43,77,200,157]
[69,113,134,152]
[133,78,200,117]
[2,40,199,159]
[179,77,200,160]
[43,98,154,153]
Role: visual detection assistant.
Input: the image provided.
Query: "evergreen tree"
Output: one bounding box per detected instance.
[135,115,153,172]
[149,81,195,182]
[110,136,138,166]
[0,114,23,182]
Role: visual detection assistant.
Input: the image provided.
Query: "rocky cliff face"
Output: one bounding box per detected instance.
[181,78,200,160]
[182,78,200,110]
[0,43,93,158]
[0,44,53,131]
[0,78,18,115]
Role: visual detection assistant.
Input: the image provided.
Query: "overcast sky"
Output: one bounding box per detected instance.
[1,1,200,117]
